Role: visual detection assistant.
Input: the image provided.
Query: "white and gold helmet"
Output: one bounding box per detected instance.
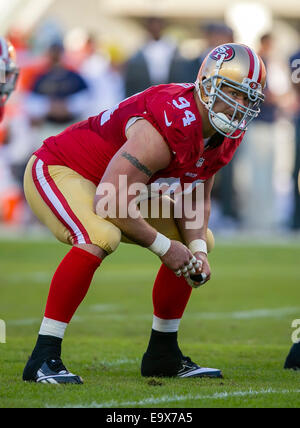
[195,43,266,139]
[0,37,19,104]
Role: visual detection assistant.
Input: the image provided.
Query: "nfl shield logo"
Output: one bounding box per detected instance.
[196,158,205,168]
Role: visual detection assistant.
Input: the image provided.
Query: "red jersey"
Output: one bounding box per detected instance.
[35,83,244,186]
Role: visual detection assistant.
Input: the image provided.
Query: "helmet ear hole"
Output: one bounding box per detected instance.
[199,80,210,103]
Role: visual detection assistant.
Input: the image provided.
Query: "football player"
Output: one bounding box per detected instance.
[0,37,19,122]
[22,43,266,384]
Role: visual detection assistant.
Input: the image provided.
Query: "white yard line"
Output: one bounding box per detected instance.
[88,304,121,313]
[7,318,41,326]
[88,306,300,321]
[1,272,52,284]
[99,357,139,367]
[188,307,300,320]
[55,388,300,408]
[7,306,300,326]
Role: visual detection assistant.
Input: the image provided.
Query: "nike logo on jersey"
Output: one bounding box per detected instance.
[164,111,173,127]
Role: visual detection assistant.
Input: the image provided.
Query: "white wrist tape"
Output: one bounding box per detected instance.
[188,239,207,255]
[148,233,171,257]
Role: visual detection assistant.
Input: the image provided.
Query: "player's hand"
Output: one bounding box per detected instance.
[186,252,211,288]
[160,240,197,275]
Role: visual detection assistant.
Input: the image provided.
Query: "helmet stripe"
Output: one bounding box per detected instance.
[257,56,263,83]
[245,45,255,79]
[252,51,261,81]
[245,45,261,82]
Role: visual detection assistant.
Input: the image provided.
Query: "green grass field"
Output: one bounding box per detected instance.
[0,237,300,408]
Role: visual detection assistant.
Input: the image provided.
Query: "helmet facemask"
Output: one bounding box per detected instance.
[197,75,264,139]
[0,53,19,105]
[0,71,19,105]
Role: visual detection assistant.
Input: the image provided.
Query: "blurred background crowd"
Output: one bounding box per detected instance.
[0,0,300,237]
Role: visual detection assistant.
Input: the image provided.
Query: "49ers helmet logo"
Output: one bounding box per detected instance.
[249,81,259,89]
[210,45,235,62]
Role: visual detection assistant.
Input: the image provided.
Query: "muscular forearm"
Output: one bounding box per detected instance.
[176,198,211,246]
[105,213,159,248]
[94,186,160,247]
[175,177,214,246]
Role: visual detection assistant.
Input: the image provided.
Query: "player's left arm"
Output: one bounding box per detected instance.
[175,175,215,285]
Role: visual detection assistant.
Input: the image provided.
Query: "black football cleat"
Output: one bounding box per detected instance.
[176,356,222,378]
[141,352,222,378]
[23,357,83,384]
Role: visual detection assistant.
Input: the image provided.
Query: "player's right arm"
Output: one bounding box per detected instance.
[94,119,194,273]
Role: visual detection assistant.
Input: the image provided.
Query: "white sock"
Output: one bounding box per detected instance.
[152,315,181,333]
[39,317,68,339]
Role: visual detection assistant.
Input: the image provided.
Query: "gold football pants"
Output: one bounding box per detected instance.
[24,156,214,254]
